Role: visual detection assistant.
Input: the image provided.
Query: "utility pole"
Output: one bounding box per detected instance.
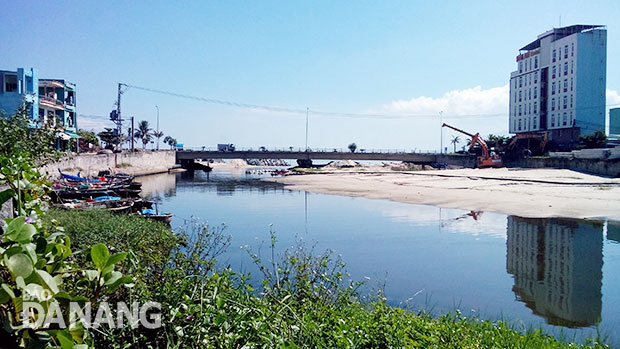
[439,111,444,154]
[155,105,160,150]
[131,116,135,152]
[305,107,309,151]
[110,83,126,150]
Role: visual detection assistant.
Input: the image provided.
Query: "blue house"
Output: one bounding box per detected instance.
[0,68,39,123]
[39,79,78,135]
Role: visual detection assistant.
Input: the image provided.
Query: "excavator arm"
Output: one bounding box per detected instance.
[442,123,490,159]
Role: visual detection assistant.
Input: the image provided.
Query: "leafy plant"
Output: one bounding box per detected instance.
[348,143,357,153]
[580,130,607,149]
[134,121,152,149]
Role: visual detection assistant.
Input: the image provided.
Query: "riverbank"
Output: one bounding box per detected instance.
[269,167,620,220]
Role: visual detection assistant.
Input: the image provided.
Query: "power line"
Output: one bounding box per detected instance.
[78,84,620,121]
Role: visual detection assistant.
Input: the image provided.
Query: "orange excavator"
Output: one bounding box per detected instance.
[442,123,503,168]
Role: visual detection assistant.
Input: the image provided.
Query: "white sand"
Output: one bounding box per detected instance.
[270,168,620,220]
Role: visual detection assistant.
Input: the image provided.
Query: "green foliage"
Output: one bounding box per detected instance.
[44,209,178,272]
[163,136,177,150]
[580,130,607,149]
[451,135,461,153]
[0,216,132,347]
[0,108,59,164]
[134,120,153,149]
[97,128,122,149]
[348,142,357,153]
[77,129,99,147]
[486,134,511,148]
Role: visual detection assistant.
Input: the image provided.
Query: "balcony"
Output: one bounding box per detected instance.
[39,95,65,110]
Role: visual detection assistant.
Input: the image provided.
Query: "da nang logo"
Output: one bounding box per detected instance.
[20,288,161,329]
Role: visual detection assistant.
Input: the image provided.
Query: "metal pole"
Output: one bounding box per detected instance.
[117,83,123,150]
[439,111,444,154]
[131,116,135,152]
[155,105,160,150]
[305,107,309,151]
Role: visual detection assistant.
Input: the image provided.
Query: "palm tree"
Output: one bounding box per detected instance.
[134,120,152,149]
[153,130,164,150]
[348,143,357,153]
[163,136,177,150]
[451,135,460,153]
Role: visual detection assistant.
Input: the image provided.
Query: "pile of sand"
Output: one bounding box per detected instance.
[325,160,359,168]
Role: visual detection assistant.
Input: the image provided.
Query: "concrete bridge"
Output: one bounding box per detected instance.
[176,148,477,168]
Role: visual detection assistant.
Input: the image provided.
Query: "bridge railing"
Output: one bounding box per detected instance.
[179,146,439,154]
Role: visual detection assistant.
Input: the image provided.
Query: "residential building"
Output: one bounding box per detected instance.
[0,68,39,122]
[39,79,78,135]
[506,216,603,327]
[509,25,607,149]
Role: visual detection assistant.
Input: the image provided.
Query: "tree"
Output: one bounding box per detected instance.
[0,108,59,164]
[348,143,357,153]
[153,130,164,150]
[580,130,607,149]
[163,135,177,150]
[451,135,460,153]
[485,134,510,148]
[134,120,152,149]
[97,128,121,149]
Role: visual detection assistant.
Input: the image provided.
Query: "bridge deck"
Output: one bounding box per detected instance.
[176,150,476,165]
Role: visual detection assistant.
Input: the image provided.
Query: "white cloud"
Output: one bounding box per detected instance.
[607,89,620,107]
[383,85,510,117]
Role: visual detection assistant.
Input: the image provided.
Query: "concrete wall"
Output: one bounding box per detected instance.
[41,151,176,178]
[506,157,620,177]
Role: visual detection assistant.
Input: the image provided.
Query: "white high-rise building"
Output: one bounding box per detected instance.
[509,25,606,148]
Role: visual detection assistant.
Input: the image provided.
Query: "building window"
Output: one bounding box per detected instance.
[570,78,573,91]
[519,105,522,116]
[570,111,573,124]
[551,98,555,111]
[563,79,567,92]
[4,74,17,92]
[535,56,538,69]
[552,49,556,62]
[552,82,555,95]
[570,95,573,108]
[519,77,522,88]
[518,119,522,131]
[534,72,538,83]
[563,112,567,126]
[564,62,568,76]
[571,43,574,57]
[534,102,537,113]
[533,117,537,129]
[519,62,522,73]
[551,114,555,127]
[519,91,522,102]
[514,92,517,103]
[563,96,567,109]
[552,66,556,79]
[564,45,568,59]
[529,59,532,71]
[534,88,537,99]
[571,61,573,74]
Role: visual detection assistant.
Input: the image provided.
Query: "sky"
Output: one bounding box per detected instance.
[1,0,619,151]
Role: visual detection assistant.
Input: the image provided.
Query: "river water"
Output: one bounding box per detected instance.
[140,168,620,345]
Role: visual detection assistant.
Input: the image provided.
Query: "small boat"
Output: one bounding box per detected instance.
[138,208,173,224]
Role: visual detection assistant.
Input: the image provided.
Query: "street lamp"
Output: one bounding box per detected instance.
[155,105,160,150]
[439,111,444,154]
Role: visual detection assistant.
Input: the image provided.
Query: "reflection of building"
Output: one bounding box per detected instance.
[607,221,620,244]
[506,216,603,327]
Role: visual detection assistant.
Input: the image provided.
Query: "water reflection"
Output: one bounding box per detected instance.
[608,221,620,244]
[176,170,290,196]
[506,217,603,328]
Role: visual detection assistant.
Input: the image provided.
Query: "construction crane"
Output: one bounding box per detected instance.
[442,123,503,168]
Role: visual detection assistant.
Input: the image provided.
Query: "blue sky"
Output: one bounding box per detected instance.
[1,1,618,150]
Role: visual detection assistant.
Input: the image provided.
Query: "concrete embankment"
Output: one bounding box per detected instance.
[41,151,177,178]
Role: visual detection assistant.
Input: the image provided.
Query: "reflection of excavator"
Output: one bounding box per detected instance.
[442,123,503,168]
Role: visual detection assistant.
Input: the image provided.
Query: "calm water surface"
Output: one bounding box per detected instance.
[141,169,620,345]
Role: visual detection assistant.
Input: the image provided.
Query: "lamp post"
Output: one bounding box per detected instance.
[439,111,444,154]
[155,105,160,150]
[305,107,309,151]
